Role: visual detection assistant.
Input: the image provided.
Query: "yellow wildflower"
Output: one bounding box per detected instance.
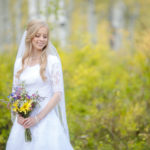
[19,100,32,114]
[12,100,19,112]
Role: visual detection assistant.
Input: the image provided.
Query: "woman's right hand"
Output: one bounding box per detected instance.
[17,114,25,126]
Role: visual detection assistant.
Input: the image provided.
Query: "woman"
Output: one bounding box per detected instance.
[6,19,74,150]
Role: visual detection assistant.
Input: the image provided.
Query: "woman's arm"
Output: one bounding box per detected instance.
[22,92,62,128]
[37,92,61,121]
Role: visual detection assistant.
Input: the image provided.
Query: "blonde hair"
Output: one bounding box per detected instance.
[16,19,49,81]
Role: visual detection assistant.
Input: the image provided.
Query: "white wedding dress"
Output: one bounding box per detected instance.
[6,55,74,150]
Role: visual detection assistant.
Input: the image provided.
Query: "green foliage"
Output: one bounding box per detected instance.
[60,41,150,149]
[0,49,16,150]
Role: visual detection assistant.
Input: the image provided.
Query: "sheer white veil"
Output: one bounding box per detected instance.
[12,29,70,140]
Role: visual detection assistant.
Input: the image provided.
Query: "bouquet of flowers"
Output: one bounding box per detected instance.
[7,82,45,142]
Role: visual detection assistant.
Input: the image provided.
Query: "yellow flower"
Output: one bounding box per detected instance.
[12,100,19,112]
[19,100,32,114]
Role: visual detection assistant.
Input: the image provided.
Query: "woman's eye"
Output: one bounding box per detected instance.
[35,34,47,39]
[35,34,40,37]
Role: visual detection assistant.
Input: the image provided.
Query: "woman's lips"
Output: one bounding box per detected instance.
[37,42,45,46]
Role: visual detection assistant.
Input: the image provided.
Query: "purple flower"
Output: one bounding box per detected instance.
[32,103,35,107]
[12,97,17,100]
[11,93,14,96]
[26,95,30,99]
[17,95,21,99]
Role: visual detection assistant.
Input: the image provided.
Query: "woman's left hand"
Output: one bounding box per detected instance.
[23,117,37,128]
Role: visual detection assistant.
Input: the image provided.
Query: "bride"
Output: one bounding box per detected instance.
[6,19,74,150]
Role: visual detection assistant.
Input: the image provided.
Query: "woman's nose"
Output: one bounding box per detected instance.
[39,36,44,41]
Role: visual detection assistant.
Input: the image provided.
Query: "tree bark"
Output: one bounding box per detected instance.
[87,0,97,43]
[109,0,126,50]
[0,0,12,51]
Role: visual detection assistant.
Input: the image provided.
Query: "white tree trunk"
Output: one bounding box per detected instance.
[0,0,4,50]
[57,0,68,47]
[109,0,126,50]
[87,0,97,43]
[0,0,12,51]
[49,0,69,47]
[39,0,49,20]
[128,3,139,48]
[28,0,38,19]
[65,0,74,42]
[15,0,22,44]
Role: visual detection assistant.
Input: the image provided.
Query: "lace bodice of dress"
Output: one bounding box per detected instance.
[13,55,63,96]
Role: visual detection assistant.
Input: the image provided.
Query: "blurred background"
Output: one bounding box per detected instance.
[0,0,150,149]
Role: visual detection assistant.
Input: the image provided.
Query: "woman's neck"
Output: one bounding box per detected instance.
[30,48,42,58]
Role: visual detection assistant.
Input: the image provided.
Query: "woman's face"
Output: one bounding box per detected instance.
[32,27,48,51]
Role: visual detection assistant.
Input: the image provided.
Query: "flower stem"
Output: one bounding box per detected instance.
[25,128,32,142]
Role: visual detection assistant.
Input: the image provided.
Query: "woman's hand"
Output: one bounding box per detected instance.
[22,116,37,128]
[17,114,25,126]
